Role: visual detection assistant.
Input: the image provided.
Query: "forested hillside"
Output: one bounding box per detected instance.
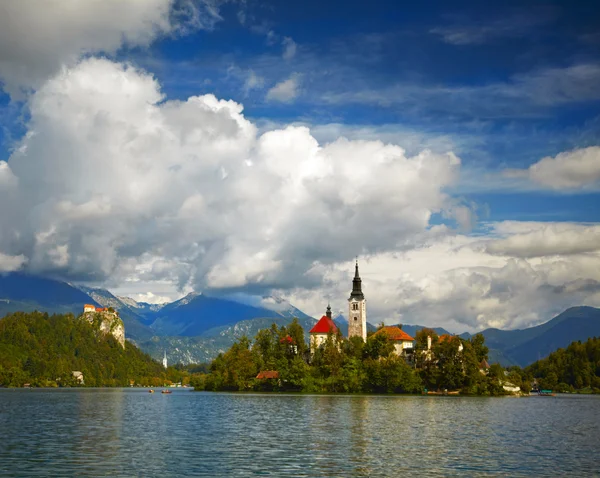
[525,337,600,392]
[0,311,182,387]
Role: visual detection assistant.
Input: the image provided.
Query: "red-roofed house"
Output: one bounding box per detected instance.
[256,370,279,380]
[373,326,415,356]
[438,334,464,352]
[309,305,338,352]
[82,305,118,317]
[279,335,298,355]
[479,359,490,374]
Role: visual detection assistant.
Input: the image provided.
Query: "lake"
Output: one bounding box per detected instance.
[1,389,599,476]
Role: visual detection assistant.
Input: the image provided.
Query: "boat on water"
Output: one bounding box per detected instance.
[161,389,172,394]
[530,389,556,396]
[148,389,155,393]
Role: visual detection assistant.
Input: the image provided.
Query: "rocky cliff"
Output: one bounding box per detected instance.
[81,310,125,348]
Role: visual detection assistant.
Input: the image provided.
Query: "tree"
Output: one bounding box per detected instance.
[470,334,489,363]
[363,332,394,360]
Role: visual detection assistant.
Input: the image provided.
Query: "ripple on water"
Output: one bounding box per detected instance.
[1,390,599,476]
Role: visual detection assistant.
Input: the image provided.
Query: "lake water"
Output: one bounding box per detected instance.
[1,389,599,477]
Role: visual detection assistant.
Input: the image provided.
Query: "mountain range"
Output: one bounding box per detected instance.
[2,272,600,367]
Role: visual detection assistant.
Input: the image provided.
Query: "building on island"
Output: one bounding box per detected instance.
[72,371,84,385]
[83,304,117,316]
[256,370,279,380]
[373,326,415,357]
[479,359,490,374]
[280,335,298,355]
[347,260,367,341]
[81,304,125,348]
[309,304,338,352]
[438,334,464,352]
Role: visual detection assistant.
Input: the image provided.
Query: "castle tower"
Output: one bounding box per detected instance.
[348,260,367,341]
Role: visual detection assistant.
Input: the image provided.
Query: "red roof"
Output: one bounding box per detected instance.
[279,335,294,344]
[373,326,414,342]
[439,334,458,343]
[479,359,490,369]
[84,304,95,309]
[256,370,279,380]
[309,315,338,334]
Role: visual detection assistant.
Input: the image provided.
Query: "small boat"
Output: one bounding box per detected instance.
[537,389,556,396]
[161,389,172,394]
[148,389,155,393]
[530,389,555,396]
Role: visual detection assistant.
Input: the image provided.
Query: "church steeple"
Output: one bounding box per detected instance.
[347,259,367,341]
[349,260,365,301]
[326,303,332,319]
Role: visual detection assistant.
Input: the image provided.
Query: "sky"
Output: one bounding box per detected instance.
[0,0,599,333]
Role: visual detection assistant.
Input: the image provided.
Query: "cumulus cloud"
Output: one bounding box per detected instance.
[0,58,460,298]
[0,0,227,96]
[266,74,301,103]
[2,56,598,332]
[526,146,600,189]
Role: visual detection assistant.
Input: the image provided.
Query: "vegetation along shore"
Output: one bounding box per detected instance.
[1,311,598,395]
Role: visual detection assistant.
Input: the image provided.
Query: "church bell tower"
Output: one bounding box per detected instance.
[348,260,367,341]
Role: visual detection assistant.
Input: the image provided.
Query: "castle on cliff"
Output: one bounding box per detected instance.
[82,304,125,348]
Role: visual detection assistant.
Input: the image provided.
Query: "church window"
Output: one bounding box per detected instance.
[354,317,358,321]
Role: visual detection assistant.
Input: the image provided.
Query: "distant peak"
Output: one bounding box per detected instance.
[175,291,201,306]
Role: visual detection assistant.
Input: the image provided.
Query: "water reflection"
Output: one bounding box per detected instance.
[1,391,599,477]
[348,396,370,476]
[73,389,124,475]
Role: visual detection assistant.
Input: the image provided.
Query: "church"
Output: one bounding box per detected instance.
[309,261,368,350]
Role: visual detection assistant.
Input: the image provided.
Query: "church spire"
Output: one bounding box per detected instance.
[326,303,332,319]
[349,259,364,300]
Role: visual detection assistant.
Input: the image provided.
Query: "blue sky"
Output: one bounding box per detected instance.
[5,0,598,221]
[0,0,599,330]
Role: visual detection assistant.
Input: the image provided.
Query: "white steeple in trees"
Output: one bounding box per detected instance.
[348,260,367,341]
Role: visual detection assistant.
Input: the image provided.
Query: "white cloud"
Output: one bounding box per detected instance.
[0,58,459,296]
[484,222,600,257]
[321,63,600,117]
[266,74,301,103]
[282,37,297,60]
[430,11,555,45]
[2,57,599,333]
[243,70,265,93]
[283,227,600,332]
[525,146,600,189]
[0,252,27,272]
[0,0,227,96]
[133,292,172,304]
